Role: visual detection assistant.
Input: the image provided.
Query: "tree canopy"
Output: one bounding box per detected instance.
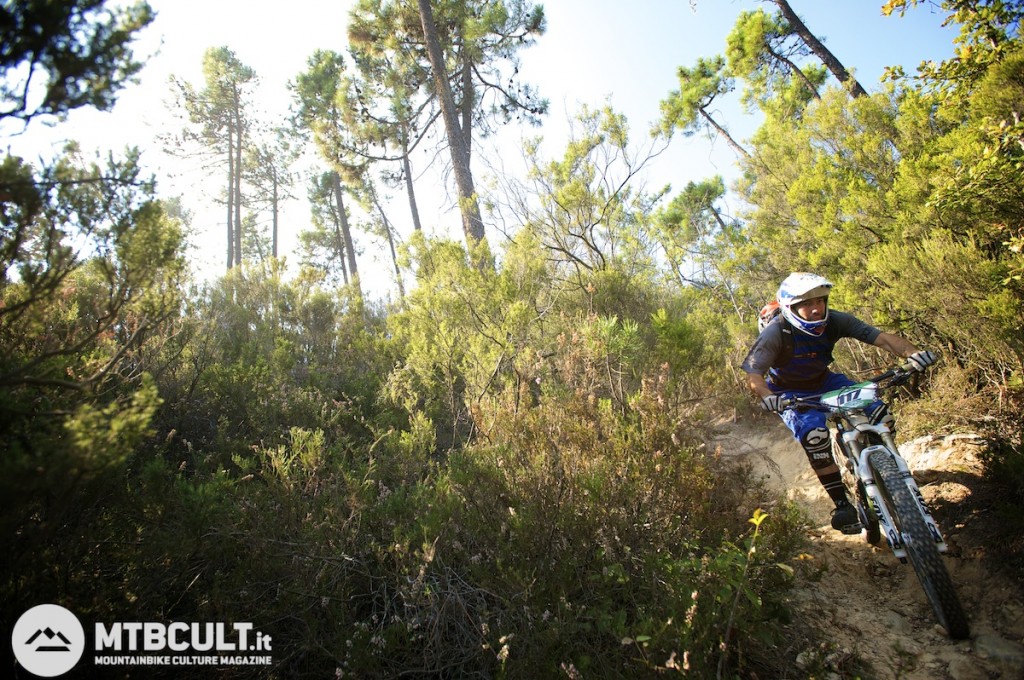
[0,0,153,127]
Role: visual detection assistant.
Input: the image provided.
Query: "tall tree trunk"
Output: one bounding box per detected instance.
[333,216,349,287]
[232,97,243,268]
[226,138,234,271]
[459,43,473,156]
[401,122,422,232]
[331,172,361,293]
[372,193,406,300]
[416,0,488,256]
[772,0,867,98]
[271,166,279,259]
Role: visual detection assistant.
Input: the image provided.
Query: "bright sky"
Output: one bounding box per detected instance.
[9,0,957,299]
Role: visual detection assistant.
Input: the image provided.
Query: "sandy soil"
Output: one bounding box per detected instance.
[715,418,1024,679]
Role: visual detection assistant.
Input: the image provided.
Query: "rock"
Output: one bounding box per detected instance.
[881,610,911,634]
[899,434,985,478]
[974,632,1024,662]
[946,655,993,680]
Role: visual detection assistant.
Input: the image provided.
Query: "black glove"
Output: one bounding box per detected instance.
[907,350,937,372]
[760,394,783,413]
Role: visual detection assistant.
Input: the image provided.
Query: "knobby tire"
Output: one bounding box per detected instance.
[868,449,970,639]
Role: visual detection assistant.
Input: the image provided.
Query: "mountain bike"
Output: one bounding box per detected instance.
[783,363,970,639]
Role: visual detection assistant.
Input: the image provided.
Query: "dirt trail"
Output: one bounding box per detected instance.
[715,418,1024,679]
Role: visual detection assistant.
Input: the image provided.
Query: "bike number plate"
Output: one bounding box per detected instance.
[820,382,878,410]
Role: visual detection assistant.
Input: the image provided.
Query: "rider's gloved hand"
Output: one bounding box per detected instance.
[760,394,784,413]
[907,350,937,372]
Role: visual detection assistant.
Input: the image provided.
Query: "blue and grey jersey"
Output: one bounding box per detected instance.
[741,310,882,390]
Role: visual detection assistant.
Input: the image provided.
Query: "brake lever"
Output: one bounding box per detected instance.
[881,363,918,389]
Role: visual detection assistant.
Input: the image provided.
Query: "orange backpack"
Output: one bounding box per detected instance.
[757,300,781,332]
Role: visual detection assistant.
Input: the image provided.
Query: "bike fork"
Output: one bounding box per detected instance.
[861,475,909,561]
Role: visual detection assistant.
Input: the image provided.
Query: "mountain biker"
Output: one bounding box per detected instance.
[741,272,937,532]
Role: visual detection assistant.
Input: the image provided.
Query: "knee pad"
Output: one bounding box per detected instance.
[800,427,832,469]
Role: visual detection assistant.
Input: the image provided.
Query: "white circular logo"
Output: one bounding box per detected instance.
[11,604,85,677]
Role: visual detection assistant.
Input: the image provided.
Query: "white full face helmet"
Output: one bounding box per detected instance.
[777,272,833,336]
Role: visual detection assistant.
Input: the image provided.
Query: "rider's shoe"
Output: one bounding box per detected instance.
[830,500,861,534]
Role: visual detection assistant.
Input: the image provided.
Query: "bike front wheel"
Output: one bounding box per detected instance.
[868,449,970,639]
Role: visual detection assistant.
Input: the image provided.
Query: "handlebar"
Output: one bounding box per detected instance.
[780,361,920,411]
[866,361,919,388]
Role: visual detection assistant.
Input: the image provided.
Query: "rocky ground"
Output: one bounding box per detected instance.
[715,419,1024,679]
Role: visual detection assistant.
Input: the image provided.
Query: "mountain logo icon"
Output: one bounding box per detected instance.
[25,626,74,652]
[12,604,85,677]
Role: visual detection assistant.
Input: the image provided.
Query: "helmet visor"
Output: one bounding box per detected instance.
[789,285,831,305]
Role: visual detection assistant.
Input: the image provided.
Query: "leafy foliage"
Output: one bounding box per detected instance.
[0,0,154,125]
